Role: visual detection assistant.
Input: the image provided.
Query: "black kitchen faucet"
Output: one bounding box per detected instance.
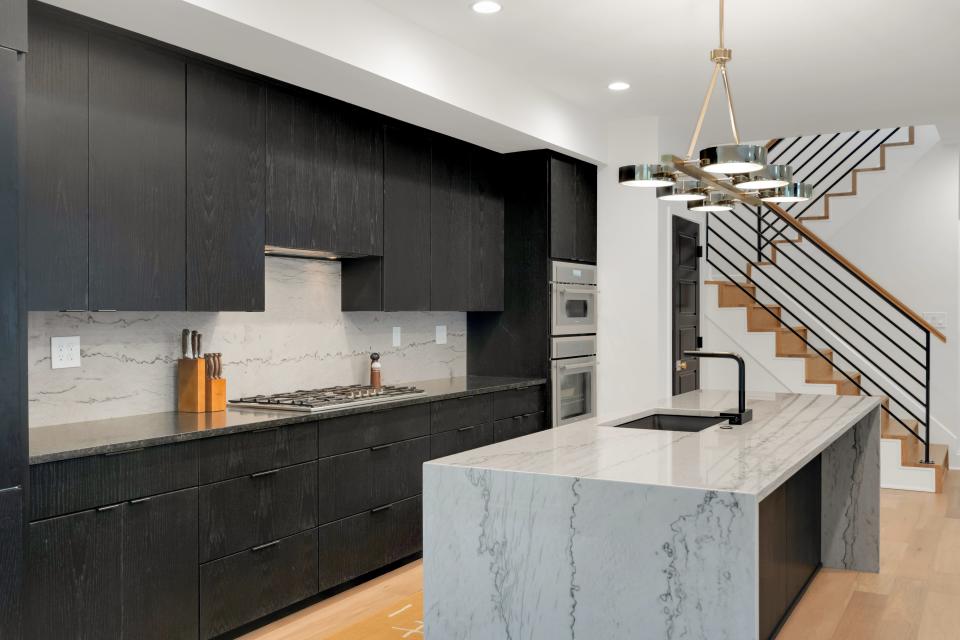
[683,350,753,426]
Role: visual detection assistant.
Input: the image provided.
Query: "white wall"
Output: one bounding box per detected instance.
[597,117,666,417]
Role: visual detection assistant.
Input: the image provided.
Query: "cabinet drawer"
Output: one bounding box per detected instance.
[199,461,318,562]
[493,386,545,420]
[321,436,429,523]
[318,495,422,592]
[317,404,429,457]
[429,422,494,459]
[198,422,317,484]
[200,528,319,640]
[30,442,197,520]
[494,411,546,443]
[430,395,493,434]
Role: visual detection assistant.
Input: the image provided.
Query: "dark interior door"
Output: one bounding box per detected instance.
[672,215,700,395]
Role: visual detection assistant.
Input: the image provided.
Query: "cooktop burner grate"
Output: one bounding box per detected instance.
[229,384,425,412]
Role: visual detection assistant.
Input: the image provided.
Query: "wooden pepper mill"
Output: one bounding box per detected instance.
[370,352,382,388]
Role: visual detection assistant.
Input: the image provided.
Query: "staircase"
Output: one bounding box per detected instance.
[703,126,950,493]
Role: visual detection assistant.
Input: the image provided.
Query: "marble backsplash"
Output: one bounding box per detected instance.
[28,257,466,427]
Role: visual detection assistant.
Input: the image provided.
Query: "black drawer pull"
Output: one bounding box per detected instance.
[96,503,122,512]
[371,443,392,451]
[251,540,280,552]
[371,504,393,514]
[250,469,279,479]
[129,497,152,505]
[103,447,144,457]
[457,425,477,433]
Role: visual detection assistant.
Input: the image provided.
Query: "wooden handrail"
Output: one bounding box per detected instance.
[669,155,947,343]
[765,138,781,151]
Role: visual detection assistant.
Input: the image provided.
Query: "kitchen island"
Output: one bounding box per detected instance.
[423,390,881,640]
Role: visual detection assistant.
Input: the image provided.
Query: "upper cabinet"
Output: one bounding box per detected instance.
[550,155,597,264]
[88,35,186,311]
[25,12,89,311]
[186,63,266,311]
[266,87,383,258]
[0,0,27,52]
[342,126,504,313]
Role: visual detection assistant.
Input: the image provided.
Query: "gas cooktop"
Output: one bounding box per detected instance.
[228,384,425,412]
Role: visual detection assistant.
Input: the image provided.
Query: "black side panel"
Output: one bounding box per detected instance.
[549,154,577,261]
[382,123,430,310]
[672,215,701,394]
[186,62,265,311]
[469,146,504,311]
[0,488,22,638]
[123,488,200,640]
[25,9,88,311]
[88,33,186,310]
[467,151,551,379]
[575,160,597,263]
[28,507,123,639]
[758,484,787,640]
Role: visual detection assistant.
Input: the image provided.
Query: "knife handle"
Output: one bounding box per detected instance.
[191,331,198,359]
[196,333,203,359]
[181,329,190,359]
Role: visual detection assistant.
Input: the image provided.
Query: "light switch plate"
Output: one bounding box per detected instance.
[392,326,402,347]
[923,312,947,329]
[435,325,447,345]
[51,336,81,369]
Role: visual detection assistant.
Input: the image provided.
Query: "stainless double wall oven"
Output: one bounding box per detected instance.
[551,261,597,426]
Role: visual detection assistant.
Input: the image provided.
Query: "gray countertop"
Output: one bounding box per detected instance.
[29,375,546,464]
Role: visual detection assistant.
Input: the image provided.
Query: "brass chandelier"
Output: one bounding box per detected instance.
[619,0,811,211]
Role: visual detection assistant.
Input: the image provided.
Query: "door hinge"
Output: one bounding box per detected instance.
[697,336,704,348]
[696,245,704,258]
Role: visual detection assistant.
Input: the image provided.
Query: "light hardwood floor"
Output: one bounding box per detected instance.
[244,471,959,640]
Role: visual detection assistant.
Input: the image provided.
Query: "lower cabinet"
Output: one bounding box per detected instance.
[430,422,494,459]
[758,456,821,640]
[28,487,199,640]
[200,528,319,640]
[494,411,545,443]
[318,495,423,592]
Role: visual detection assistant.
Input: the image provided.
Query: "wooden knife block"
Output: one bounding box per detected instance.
[177,358,206,413]
[205,378,227,413]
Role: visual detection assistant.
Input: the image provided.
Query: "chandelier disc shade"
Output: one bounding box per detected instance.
[759,182,813,203]
[688,191,736,212]
[619,163,676,188]
[699,144,767,175]
[656,180,708,202]
[736,164,792,190]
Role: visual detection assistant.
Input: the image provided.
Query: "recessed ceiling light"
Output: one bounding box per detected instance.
[608,81,630,92]
[472,1,502,14]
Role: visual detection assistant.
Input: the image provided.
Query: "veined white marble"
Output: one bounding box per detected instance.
[424,390,881,640]
[28,257,465,427]
[430,389,881,500]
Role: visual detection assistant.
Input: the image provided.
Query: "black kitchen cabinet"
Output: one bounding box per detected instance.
[494,411,545,443]
[186,62,265,311]
[383,123,431,310]
[123,488,199,640]
[88,33,186,310]
[29,506,123,639]
[25,9,88,311]
[266,86,382,257]
[550,155,597,263]
[0,488,22,638]
[469,146,505,311]
[430,422,494,459]
[758,455,821,639]
[199,461,318,562]
[430,134,472,310]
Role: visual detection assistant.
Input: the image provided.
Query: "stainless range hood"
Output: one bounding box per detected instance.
[264,245,368,260]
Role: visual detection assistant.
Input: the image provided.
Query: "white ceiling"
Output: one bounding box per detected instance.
[369,0,960,142]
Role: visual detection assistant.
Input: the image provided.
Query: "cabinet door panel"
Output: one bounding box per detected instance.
[0,488,22,639]
[197,422,317,484]
[785,455,820,601]
[25,11,88,310]
[28,507,122,639]
[186,63,265,311]
[334,103,382,256]
[88,34,185,310]
[123,488,199,640]
[575,161,597,263]
[430,422,494,459]
[431,394,493,434]
[469,146,504,311]
[549,155,577,261]
[370,436,429,508]
[758,485,787,640]
[199,461,318,562]
[494,385,545,420]
[494,412,545,443]
[317,404,430,457]
[430,136,471,310]
[383,124,430,310]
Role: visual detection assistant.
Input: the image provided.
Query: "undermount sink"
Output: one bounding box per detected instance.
[611,413,728,433]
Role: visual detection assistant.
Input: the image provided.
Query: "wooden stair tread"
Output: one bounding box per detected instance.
[806,371,861,385]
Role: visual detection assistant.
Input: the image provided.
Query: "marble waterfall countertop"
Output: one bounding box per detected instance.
[428,389,881,500]
[29,375,545,464]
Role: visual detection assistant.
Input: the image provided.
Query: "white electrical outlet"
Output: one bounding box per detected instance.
[51,336,81,369]
[435,325,447,345]
[392,326,402,347]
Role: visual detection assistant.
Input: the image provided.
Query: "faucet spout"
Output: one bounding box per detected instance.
[683,350,753,425]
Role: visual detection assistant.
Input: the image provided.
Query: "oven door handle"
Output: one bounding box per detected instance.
[558,361,596,373]
[554,284,596,296]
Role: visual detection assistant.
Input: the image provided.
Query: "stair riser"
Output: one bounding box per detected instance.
[747,307,783,332]
[776,331,808,356]
[804,355,834,380]
[717,284,755,308]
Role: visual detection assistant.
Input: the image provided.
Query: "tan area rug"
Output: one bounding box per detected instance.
[325,591,424,639]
